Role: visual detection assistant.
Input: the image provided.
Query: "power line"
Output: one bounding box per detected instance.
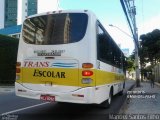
[120,0,140,87]
[120,0,139,48]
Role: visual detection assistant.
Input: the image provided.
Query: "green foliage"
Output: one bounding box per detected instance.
[0,34,19,84]
[139,29,160,81]
[140,29,160,66]
[125,52,135,75]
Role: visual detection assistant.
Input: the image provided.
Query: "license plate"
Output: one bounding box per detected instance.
[40,95,55,102]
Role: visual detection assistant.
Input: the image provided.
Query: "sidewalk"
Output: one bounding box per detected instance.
[120,81,160,115]
[0,86,15,94]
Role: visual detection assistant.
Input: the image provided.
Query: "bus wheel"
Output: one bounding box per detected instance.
[118,82,125,96]
[100,89,113,108]
[118,89,124,96]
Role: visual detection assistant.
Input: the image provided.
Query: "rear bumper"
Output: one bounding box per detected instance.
[15,82,96,104]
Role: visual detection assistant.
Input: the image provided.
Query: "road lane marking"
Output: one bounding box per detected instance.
[1,102,50,116]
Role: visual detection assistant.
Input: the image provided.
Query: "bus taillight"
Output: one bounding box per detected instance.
[82,70,93,76]
[82,63,93,68]
[16,62,21,67]
[16,68,21,73]
[16,62,21,80]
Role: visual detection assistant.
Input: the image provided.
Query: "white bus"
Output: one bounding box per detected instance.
[15,10,125,108]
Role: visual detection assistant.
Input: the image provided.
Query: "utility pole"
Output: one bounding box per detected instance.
[120,0,140,87]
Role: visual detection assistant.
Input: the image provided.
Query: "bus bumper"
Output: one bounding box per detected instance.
[15,82,97,104]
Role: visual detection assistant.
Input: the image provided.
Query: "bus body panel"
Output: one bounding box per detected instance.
[15,82,96,104]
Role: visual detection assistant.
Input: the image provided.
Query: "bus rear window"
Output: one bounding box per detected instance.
[22,13,88,45]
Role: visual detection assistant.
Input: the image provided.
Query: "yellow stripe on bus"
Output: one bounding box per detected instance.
[16,67,124,87]
[96,69,124,85]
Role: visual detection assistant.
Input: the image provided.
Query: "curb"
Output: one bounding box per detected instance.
[155,82,160,87]
[128,83,136,91]
[0,86,15,93]
[118,82,136,114]
[142,80,160,87]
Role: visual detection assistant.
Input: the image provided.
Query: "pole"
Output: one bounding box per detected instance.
[132,4,140,87]
[120,0,140,87]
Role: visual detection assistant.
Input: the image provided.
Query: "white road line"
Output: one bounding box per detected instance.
[1,102,50,116]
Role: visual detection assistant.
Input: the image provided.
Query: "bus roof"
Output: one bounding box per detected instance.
[26,9,96,19]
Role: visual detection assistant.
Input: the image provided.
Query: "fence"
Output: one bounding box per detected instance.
[153,64,160,83]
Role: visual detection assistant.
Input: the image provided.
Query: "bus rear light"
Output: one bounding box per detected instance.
[82,63,93,68]
[82,70,93,76]
[72,94,84,97]
[82,78,92,84]
[16,62,21,67]
[16,68,21,73]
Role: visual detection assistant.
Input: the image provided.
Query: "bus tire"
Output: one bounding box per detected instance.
[118,82,125,96]
[57,102,67,105]
[100,88,113,108]
[118,89,123,96]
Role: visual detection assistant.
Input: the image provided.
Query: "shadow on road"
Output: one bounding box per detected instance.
[13,93,126,120]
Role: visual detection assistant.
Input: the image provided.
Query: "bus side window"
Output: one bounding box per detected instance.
[97,23,123,69]
[97,25,110,63]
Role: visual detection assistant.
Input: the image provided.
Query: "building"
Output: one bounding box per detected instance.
[0,0,59,29]
[18,0,59,25]
[153,63,160,83]
[28,0,37,16]
[22,14,71,44]
[0,0,18,28]
[0,25,21,38]
[17,0,37,25]
[0,0,59,38]
[0,0,37,29]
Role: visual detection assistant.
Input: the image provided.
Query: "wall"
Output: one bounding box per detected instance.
[153,64,160,83]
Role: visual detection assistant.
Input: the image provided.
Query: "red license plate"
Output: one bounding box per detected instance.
[40,95,55,102]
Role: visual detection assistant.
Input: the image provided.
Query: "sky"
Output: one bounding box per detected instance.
[15,0,160,54]
[57,0,160,54]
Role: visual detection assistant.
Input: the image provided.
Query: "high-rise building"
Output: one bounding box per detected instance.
[27,0,37,16]
[0,0,59,29]
[0,0,17,28]
[5,0,18,28]
[17,0,59,25]
[17,0,38,25]
[0,0,37,29]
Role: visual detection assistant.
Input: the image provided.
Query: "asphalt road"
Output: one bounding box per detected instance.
[0,80,135,120]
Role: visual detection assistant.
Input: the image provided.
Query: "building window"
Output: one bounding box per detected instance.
[4,0,17,28]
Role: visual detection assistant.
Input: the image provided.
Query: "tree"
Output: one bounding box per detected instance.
[125,52,135,77]
[139,29,160,81]
[0,34,19,84]
[140,29,160,65]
